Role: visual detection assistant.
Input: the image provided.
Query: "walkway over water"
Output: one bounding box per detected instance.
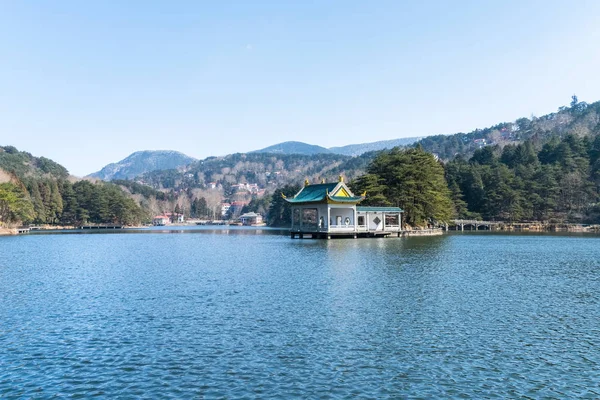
[451,219,500,231]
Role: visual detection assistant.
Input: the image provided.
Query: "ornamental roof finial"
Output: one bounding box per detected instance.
[304,179,310,186]
[338,175,344,182]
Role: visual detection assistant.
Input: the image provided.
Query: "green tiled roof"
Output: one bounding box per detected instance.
[357,206,403,213]
[328,196,364,203]
[285,183,338,203]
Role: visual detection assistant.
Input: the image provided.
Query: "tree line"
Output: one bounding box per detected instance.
[0,178,147,226]
[265,133,600,227]
[0,146,146,226]
[446,134,600,223]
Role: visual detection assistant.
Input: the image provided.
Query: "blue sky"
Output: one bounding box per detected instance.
[2,1,600,176]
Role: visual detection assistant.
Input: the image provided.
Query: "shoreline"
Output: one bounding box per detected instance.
[4,224,600,238]
[449,222,600,233]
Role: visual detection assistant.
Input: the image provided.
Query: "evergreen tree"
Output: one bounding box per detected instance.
[267,185,300,227]
[0,183,34,224]
[349,174,390,206]
[49,180,64,223]
[27,180,46,223]
[38,181,52,223]
[59,180,79,225]
[361,147,454,226]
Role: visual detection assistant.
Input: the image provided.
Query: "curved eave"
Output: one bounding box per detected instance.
[326,194,365,205]
[284,198,327,205]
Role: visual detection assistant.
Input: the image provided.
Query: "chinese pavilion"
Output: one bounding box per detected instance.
[284,177,403,239]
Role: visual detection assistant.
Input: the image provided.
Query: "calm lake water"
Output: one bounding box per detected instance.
[1,227,600,398]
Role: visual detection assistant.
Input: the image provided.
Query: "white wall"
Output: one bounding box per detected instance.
[329,207,355,226]
[359,212,384,231]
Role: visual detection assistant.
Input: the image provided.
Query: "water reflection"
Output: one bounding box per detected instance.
[27,225,288,236]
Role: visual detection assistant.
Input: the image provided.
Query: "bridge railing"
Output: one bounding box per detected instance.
[452,219,500,225]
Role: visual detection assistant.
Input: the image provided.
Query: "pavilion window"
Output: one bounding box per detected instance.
[302,209,318,228]
[385,214,399,227]
[293,208,301,226]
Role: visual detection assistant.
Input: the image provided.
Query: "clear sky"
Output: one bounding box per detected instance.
[2,1,600,176]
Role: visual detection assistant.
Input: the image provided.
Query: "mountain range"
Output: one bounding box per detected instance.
[88,150,196,181]
[249,137,423,156]
[86,96,600,182]
[2,97,599,228]
[88,137,423,180]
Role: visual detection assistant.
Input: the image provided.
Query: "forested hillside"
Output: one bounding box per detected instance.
[5,97,600,227]
[419,96,600,160]
[0,146,146,226]
[124,152,377,220]
[250,141,331,155]
[266,98,600,227]
[140,152,376,192]
[330,137,422,156]
[446,133,600,223]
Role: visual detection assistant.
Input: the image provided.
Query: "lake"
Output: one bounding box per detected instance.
[1,228,599,398]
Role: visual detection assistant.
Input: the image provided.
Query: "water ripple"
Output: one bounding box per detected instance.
[1,232,600,397]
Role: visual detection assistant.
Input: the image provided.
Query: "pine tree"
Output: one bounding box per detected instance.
[360,147,454,226]
[267,185,300,227]
[49,180,64,223]
[28,180,46,223]
[349,174,390,206]
[59,180,79,225]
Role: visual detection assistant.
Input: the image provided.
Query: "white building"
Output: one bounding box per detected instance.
[285,177,403,239]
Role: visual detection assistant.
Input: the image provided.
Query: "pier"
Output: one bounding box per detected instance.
[78,225,124,230]
[450,220,600,232]
[451,220,500,231]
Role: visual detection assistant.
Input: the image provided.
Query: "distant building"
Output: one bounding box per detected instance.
[239,212,264,226]
[232,183,261,194]
[230,201,249,216]
[473,138,487,148]
[153,215,170,226]
[220,203,231,217]
[165,212,184,223]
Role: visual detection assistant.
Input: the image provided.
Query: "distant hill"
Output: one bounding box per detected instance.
[250,141,332,155]
[140,152,373,191]
[251,138,422,157]
[0,145,70,180]
[329,137,423,156]
[88,150,196,181]
[417,97,600,160]
[0,145,148,226]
